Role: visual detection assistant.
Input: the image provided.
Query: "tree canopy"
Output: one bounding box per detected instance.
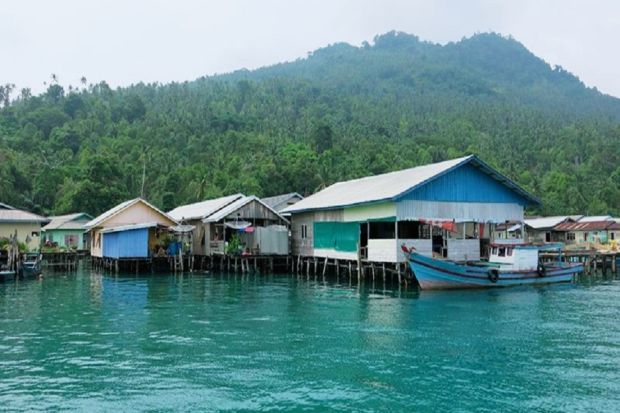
[0,31,619,216]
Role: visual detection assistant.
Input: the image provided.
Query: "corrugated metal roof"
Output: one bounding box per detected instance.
[281,155,539,214]
[524,216,572,230]
[85,198,177,229]
[42,213,92,231]
[100,222,164,233]
[261,192,303,211]
[203,195,288,223]
[168,194,243,221]
[0,208,48,223]
[577,215,612,223]
[282,156,469,213]
[0,202,16,210]
[555,221,617,231]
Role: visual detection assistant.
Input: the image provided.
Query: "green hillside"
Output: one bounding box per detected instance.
[1,31,619,216]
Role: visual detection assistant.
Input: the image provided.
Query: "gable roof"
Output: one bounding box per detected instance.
[282,155,539,214]
[42,213,93,231]
[168,194,243,221]
[555,220,618,232]
[577,215,612,223]
[0,208,48,223]
[261,192,303,211]
[0,202,16,210]
[203,195,288,223]
[524,216,575,230]
[85,198,177,229]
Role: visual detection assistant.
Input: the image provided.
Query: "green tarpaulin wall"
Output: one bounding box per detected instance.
[313,222,359,252]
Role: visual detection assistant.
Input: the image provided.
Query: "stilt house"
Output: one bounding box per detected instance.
[169,194,289,256]
[42,213,93,250]
[282,155,539,264]
[0,202,48,251]
[84,198,177,259]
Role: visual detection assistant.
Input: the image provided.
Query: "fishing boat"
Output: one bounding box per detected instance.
[404,242,583,290]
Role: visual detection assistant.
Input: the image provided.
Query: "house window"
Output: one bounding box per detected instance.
[545,232,551,242]
[300,224,308,239]
[397,221,428,239]
[567,232,575,241]
[65,235,78,248]
[369,221,395,239]
[583,233,588,242]
[611,232,615,241]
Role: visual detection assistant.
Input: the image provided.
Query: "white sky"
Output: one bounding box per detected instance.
[1,0,619,97]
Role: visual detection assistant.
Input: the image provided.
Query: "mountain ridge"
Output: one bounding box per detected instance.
[0,31,618,217]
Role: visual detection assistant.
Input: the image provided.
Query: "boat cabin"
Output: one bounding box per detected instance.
[489,244,539,271]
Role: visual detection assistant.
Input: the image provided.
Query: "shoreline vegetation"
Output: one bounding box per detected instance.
[0,32,618,220]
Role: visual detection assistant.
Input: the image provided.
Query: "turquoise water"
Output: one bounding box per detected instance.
[1,270,619,412]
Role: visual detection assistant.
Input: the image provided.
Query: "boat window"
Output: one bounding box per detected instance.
[492,247,498,255]
[498,247,506,257]
[506,248,513,256]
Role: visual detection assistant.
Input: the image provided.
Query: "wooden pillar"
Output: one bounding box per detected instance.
[322,257,328,277]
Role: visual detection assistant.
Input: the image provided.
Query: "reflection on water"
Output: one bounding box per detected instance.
[0,269,619,412]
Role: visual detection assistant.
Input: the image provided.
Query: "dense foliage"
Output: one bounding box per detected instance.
[1,32,619,216]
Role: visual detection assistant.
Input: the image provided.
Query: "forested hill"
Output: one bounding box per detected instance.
[0,31,619,217]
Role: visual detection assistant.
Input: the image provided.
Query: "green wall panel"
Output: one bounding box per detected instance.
[314,222,359,252]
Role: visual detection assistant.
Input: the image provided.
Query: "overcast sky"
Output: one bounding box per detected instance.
[2,0,619,97]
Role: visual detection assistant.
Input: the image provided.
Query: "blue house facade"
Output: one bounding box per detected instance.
[283,155,539,263]
[102,226,151,259]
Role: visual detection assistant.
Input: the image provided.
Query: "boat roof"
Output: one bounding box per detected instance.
[491,242,564,251]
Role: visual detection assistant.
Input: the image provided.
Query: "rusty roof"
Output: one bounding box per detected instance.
[554,221,617,231]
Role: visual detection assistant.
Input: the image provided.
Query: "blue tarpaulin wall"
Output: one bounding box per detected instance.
[102,228,149,259]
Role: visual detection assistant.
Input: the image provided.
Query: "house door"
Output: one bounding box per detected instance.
[432,226,446,258]
[359,223,368,259]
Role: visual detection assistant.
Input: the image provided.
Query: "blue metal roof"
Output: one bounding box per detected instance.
[283,155,540,214]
